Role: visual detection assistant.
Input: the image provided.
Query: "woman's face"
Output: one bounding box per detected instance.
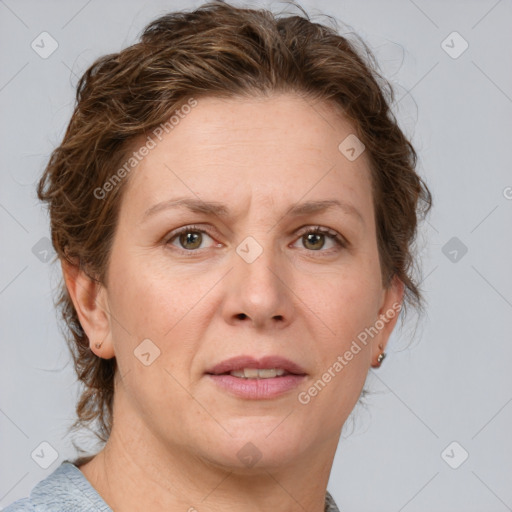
[87,93,402,471]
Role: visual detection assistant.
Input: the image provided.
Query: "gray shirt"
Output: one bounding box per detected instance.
[4,461,341,511]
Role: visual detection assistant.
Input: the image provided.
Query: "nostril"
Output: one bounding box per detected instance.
[236,313,247,320]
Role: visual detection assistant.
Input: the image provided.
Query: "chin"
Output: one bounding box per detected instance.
[195,416,312,471]
[203,442,306,474]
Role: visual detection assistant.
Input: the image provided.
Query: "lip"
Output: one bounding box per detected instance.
[205,355,307,400]
[205,355,307,376]
[207,374,306,400]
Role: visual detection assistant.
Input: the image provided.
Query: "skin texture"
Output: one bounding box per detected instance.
[63,93,404,512]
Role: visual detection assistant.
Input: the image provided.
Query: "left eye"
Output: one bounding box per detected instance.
[293,227,345,251]
[165,225,345,253]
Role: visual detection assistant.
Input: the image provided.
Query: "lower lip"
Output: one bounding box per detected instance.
[206,374,306,399]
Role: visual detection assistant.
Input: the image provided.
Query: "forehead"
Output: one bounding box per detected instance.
[120,93,373,221]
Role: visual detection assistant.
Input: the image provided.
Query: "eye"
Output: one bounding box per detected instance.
[165,224,218,252]
[292,226,346,253]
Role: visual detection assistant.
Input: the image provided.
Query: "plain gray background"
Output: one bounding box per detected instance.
[1,0,511,511]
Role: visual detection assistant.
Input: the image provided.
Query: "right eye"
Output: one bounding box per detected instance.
[165,225,220,253]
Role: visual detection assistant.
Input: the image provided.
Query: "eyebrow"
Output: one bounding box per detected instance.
[142,196,364,224]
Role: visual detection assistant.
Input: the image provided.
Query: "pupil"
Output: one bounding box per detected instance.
[180,232,202,250]
[305,233,324,250]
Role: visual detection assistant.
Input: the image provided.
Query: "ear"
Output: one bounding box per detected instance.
[61,258,115,359]
[370,275,405,367]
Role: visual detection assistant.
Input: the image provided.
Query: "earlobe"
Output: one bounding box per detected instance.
[61,258,115,359]
[371,276,405,368]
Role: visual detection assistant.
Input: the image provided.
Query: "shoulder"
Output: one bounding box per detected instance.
[2,497,37,511]
[2,460,111,512]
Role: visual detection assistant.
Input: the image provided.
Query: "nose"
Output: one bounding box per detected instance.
[221,240,295,330]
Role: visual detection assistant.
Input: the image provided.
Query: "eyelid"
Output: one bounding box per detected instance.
[295,225,347,244]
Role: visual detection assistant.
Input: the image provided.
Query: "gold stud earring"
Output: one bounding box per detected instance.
[94,341,103,350]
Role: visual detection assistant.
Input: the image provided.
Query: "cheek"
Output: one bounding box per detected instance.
[297,278,378,425]
[106,252,217,379]
[105,257,200,413]
[309,263,383,339]
[109,250,187,335]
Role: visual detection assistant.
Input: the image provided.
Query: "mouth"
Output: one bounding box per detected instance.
[222,368,291,379]
[205,355,307,378]
[205,355,307,400]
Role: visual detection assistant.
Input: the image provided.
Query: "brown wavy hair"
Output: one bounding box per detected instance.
[37,0,432,449]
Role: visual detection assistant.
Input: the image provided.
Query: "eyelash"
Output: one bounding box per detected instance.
[164,224,347,256]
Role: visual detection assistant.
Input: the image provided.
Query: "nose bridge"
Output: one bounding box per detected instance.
[224,230,293,327]
[236,232,282,300]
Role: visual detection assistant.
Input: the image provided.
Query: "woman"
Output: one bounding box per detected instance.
[5,1,431,510]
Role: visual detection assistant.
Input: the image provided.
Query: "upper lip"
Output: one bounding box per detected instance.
[206,355,307,376]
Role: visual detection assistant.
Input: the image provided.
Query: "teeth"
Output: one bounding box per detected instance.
[228,368,287,379]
